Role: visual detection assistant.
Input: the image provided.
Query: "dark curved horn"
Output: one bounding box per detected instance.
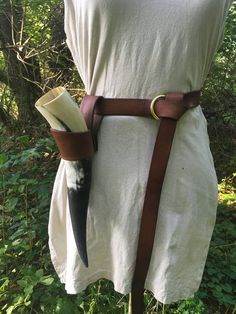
[66,159,92,267]
[50,129,94,268]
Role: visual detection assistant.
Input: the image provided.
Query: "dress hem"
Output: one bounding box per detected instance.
[56,270,197,305]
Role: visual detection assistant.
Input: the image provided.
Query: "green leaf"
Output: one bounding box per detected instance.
[24,285,34,296]
[17,279,27,288]
[0,153,7,164]
[6,305,15,314]
[40,276,54,286]
[222,283,233,293]
[5,197,18,211]
[0,277,9,292]
[35,269,44,278]
[17,135,30,145]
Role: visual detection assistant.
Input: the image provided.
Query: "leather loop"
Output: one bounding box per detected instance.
[51,129,94,161]
[156,91,201,120]
[156,92,186,120]
[80,95,104,150]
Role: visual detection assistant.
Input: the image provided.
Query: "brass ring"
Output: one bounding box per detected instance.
[150,94,166,120]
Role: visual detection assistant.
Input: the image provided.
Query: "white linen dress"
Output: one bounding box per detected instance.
[48,0,233,304]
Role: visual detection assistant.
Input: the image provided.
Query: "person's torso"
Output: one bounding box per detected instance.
[64,0,232,97]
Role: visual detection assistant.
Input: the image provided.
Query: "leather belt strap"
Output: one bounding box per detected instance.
[80,91,200,130]
[81,91,200,313]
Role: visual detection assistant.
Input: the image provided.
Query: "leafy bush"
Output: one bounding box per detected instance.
[0,128,57,313]
[0,2,235,314]
[0,125,235,314]
[202,4,236,181]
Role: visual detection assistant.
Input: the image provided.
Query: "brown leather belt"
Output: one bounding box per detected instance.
[81,91,200,313]
[53,91,200,313]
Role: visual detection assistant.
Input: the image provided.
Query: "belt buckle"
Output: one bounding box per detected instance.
[150,94,166,120]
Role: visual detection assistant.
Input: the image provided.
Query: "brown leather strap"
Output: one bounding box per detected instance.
[81,91,200,147]
[130,93,186,314]
[93,91,200,118]
[80,96,104,150]
[130,119,177,313]
[81,91,200,313]
[50,129,94,161]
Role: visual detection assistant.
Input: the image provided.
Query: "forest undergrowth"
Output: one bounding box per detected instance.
[0,1,236,313]
[0,120,235,314]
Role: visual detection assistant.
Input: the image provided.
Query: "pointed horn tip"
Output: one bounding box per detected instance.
[82,256,89,268]
[79,249,88,267]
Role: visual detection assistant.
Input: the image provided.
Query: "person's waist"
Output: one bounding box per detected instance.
[86,90,201,120]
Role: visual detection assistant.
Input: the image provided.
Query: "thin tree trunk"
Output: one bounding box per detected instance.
[0,0,42,125]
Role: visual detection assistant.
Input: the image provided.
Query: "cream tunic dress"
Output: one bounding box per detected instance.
[48,0,233,304]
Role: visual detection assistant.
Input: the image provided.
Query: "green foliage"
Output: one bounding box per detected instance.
[200,177,236,308]
[0,2,235,314]
[0,124,235,313]
[202,3,236,180]
[0,127,58,313]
